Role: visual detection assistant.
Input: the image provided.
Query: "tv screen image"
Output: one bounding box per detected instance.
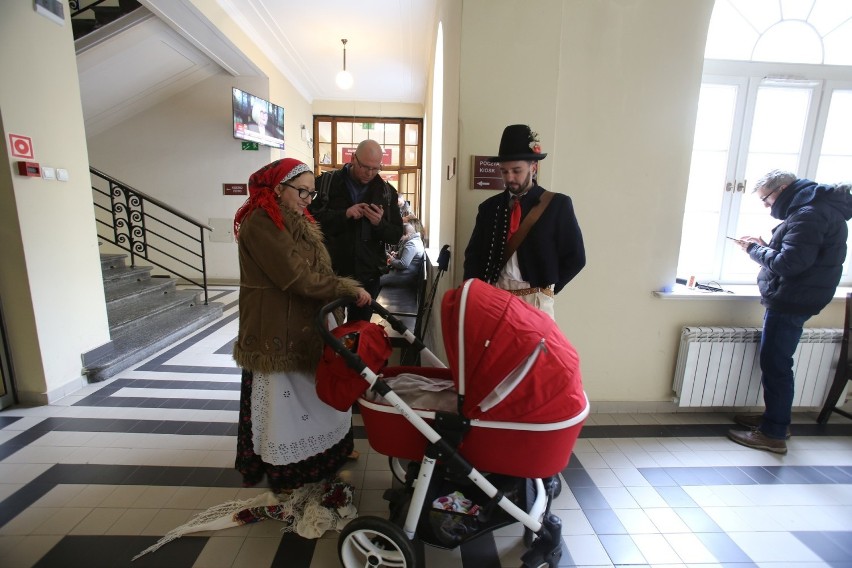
[232,87,285,149]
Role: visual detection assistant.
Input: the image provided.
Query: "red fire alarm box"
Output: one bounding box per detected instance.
[16,161,41,177]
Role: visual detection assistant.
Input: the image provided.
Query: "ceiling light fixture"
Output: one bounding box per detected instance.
[335,38,353,90]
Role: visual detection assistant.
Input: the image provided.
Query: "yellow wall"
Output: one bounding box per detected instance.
[0,2,110,402]
[454,0,845,406]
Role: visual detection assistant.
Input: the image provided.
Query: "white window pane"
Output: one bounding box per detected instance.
[736,0,782,31]
[780,0,816,21]
[705,1,762,60]
[817,156,852,183]
[748,86,811,154]
[810,1,852,37]
[693,85,738,150]
[820,90,852,154]
[817,89,852,182]
[678,211,720,276]
[754,21,824,63]
[824,20,852,65]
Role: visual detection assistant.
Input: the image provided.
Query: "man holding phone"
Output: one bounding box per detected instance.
[728,170,852,454]
[309,139,403,322]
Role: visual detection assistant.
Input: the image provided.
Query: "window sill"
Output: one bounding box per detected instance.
[654,284,852,301]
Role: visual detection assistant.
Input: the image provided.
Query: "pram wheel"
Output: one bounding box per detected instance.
[339,515,421,568]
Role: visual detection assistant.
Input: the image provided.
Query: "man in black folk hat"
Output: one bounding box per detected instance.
[463,124,586,318]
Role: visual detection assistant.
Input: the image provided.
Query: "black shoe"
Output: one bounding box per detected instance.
[727,428,788,454]
[733,414,791,439]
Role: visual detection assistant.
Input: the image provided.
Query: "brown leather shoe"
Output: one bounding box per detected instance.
[727,428,787,454]
[733,414,791,439]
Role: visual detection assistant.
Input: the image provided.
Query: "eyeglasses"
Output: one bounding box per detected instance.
[353,154,381,174]
[760,185,783,203]
[283,183,318,200]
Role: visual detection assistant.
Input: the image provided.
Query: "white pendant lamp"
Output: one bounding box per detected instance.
[335,38,353,90]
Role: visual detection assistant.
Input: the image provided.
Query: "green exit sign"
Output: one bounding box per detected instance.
[241,141,259,151]
[362,123,374,130]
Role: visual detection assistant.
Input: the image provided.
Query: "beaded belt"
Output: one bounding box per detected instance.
[507,286,553,298]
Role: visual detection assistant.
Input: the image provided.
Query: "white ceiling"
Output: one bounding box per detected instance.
[77,0,436,135]
[215,0,438,104]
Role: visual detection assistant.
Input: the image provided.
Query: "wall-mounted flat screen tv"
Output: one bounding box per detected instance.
[232,87,285,149]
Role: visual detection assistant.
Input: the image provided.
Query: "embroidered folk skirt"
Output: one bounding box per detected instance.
[236,369,354,491]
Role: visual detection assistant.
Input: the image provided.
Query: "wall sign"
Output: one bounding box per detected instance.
[223,183,248,196]
[471,155,503,190]
[9,134,34,159]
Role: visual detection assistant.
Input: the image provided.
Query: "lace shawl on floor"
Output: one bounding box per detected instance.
[132,478,356,561]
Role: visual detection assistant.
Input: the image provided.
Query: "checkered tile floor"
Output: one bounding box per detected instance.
[1,287,851,567]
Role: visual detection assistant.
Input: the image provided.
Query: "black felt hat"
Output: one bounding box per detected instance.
[488,124,547,162]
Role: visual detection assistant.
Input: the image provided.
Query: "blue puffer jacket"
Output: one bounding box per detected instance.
[749,179,852,316]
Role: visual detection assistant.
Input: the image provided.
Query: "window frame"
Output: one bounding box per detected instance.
[312,116,424,218]
[680,60,852,285]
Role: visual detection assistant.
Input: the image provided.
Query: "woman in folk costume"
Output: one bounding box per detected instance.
[233,158,371,492]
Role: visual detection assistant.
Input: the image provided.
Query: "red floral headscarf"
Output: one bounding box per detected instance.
[233,158,312,238]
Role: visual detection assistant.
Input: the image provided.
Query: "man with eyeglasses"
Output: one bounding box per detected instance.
[728,169,852,454]
[309,139,403,322]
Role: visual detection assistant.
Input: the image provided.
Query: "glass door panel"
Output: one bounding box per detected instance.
[724,82,815,281]
[678,82,740,278]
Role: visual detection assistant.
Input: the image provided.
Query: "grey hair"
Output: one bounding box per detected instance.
[753,170,796,193]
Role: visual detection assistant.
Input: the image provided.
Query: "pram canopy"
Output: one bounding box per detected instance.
[441,279,584,424]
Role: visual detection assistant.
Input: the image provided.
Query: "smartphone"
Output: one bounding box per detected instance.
[726,236,747,245]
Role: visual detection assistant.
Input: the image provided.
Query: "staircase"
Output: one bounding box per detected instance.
[71,0,142,40]
[82,253,223,382]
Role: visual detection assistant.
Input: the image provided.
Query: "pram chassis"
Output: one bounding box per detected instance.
[318,297,585,568]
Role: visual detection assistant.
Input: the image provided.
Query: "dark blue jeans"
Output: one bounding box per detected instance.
[346,277,380,323]
[758,308,810,439]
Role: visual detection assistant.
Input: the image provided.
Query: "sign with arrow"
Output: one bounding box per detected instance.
[471,155,503,190]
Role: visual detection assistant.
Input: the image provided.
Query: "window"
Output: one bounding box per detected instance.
[677,0,852,284]
[313,116,423,224]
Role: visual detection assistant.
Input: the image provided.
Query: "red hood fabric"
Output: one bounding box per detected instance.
[441,279,584,423]
[316,321,392,411]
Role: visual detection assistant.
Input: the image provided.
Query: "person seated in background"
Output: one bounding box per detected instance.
[397,194,413,222]
[381,222,425,288]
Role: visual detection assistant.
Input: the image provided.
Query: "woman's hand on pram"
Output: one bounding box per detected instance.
[353,287,372,307]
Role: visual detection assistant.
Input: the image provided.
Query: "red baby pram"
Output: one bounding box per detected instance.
[316,278,589,568]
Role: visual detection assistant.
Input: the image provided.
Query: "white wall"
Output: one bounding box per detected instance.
[87,74,287,282]
[455,0,846,407]
[0,2,110,403]
[86,3,320,284]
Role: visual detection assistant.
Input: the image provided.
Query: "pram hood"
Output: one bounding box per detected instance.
[441,279,584,424]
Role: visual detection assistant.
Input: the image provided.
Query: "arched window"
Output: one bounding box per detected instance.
[677,0,852,284]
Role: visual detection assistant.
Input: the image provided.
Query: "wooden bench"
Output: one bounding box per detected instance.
[374,259,427,343]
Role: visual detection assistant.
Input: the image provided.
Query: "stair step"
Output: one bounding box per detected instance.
[99,253,128,271]
[72,18,99,40]
[102,264,153,287]
[91,5,125,25]
[104,277,175,307]
[107,289,201,336]
[84,303,224,382]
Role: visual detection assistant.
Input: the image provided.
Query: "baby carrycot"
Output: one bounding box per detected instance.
[316,278,589,567]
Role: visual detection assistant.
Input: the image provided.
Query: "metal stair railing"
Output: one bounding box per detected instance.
[90,167,212,305]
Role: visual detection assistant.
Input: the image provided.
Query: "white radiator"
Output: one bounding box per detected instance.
[673,326,842,408]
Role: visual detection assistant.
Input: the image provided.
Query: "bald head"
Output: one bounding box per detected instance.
[351,139,383,184]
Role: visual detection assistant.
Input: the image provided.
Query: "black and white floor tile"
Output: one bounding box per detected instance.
[1,286,851,567]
